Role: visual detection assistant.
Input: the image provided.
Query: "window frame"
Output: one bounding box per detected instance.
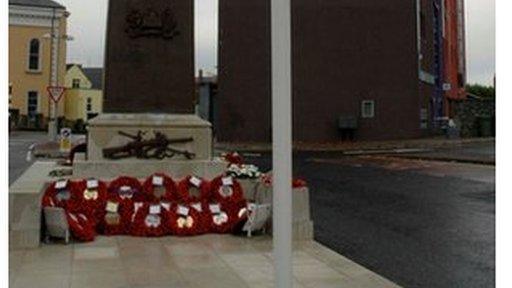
[9,83,13,106]
[86,97,92,112]
[361,100,375,119]
[72,79,81,89]
[27,38,42,72]
[27,91,39,120]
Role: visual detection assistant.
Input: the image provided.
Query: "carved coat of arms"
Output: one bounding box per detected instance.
[125,7,179,39]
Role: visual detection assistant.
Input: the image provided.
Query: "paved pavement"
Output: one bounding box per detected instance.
[216,137,494,153]
[9,235,401,288]
[393,142,495,165]
[8,131,49,185]
[247,149,495,288]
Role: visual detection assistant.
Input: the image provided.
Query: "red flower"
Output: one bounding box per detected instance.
[261,174,308,188]
[224,152,244,165]
[292,178,308,188]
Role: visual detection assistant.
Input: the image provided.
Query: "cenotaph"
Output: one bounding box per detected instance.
[8,0,313,249]
[74,0,225,178]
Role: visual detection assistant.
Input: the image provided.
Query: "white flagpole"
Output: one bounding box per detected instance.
[271,0,293,287]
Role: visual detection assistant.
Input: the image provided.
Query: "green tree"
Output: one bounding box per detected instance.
[465,83,495,98]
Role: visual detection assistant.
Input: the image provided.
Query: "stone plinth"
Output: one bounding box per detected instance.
[238,179,314,241]
[9,162,313,249]
[73,158,227,179]
[9,162,71,249]
[87,113,212,161]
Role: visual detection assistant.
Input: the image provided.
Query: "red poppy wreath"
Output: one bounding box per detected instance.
[66,211,96,242]
[164,203,204,236]
[101,176,144,235]
[207,202,248,234]
[130,201,169,237]
[42,179,80,211]
[209,175,246,210]
[72,178,108,228]
[177,175,211,204]
[142,173,180,202]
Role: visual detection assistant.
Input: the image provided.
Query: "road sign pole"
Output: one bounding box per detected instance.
[47,86,65,140]
[49,100,57,140]
[271,0,293,287]
[48,8,59,141]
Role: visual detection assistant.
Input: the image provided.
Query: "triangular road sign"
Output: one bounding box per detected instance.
[47,86,66,103]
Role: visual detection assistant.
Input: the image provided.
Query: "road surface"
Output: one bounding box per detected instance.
[248,149,494,288]
[9,131,48,185]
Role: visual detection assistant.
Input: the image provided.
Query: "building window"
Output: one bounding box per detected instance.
[86,97,92,112]
[27,91,38,120]
[28,39,41,71]
[72,79,81,88]
[420,108,428,129]
[361,100,375,118]
[9,83,13,106]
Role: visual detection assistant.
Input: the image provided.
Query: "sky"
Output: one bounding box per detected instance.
[60,0,495,85]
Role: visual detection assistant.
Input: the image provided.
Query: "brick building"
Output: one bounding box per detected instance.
[443,0,467,115]
[216,0,466,142]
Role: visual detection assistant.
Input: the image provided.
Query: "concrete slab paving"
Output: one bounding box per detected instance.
[9,235,401,288]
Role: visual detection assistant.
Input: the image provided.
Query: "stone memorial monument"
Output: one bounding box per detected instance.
[8,0,313,249]
[103,0,195,113]
[76,0,222,178]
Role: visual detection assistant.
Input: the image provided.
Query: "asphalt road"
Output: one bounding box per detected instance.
[248,151,495,288]
[8,131,48,185]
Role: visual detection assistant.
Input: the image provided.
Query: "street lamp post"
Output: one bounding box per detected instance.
[44,9,72,140]
[46,8,59,140]
[271,0,293,287]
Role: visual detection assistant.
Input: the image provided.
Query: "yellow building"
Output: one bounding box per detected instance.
[8,0,69,129]
[64,64,103,129]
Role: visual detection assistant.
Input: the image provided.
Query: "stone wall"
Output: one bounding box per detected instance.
[452,97,495,137]
[14,114,49,131]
